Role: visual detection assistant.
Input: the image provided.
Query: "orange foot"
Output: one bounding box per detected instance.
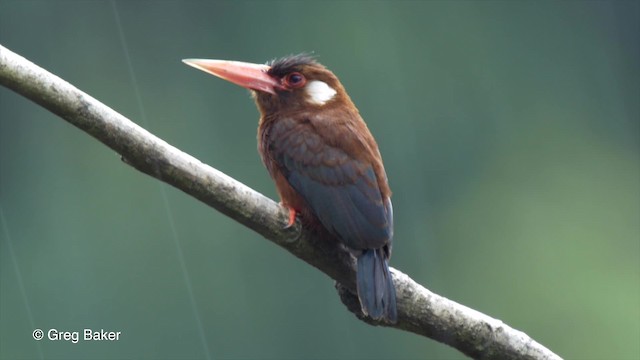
[281,204,298,229]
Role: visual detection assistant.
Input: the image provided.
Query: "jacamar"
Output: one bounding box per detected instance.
[184,54,397,323]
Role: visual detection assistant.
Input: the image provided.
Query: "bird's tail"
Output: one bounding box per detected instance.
[356,248,397,323]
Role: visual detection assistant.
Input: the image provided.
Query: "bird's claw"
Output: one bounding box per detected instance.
[283,206,297,229]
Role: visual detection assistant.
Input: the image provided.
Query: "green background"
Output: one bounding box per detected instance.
[1,1,638,359]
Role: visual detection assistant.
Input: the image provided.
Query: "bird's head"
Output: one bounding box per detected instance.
[183,54,352,115]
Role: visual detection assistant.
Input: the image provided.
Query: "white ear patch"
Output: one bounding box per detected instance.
[305,80,337,105]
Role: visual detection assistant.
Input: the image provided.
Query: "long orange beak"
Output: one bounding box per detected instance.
[182,59,282,94]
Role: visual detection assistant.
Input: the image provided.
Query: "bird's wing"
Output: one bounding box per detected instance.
[266,117,392,250]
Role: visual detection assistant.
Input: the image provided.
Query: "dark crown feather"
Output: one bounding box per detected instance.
[267,53,320,77]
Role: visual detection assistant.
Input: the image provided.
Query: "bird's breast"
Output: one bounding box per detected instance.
[258,117,311,214]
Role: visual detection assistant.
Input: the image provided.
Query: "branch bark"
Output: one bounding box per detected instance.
[0,44,562,360]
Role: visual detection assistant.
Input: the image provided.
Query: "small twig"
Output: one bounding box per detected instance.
[0,44,562,360]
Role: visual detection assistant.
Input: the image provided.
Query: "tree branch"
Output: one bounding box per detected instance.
[0,44,562,360]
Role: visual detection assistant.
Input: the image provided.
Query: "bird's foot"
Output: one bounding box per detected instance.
[281,204,298,229]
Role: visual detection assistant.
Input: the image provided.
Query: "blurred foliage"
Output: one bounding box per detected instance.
[1,1,638,359]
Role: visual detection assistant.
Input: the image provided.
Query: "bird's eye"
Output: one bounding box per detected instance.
[284,72,306,89]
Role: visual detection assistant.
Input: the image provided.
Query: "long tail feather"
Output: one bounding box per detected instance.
[356,248,397,323]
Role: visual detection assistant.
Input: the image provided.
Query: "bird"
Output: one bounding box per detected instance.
[183,54,397,323]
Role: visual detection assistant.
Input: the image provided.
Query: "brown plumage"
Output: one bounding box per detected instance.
[184,54,397,322]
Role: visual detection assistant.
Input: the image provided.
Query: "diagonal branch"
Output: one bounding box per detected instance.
[0,44,562,360]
